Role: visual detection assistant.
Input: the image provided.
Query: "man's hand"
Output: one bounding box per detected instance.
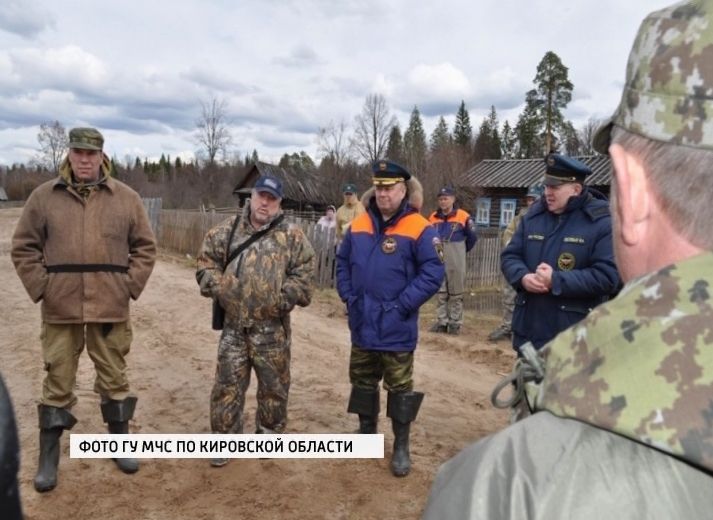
[535,263,554,290]
[521,273,549,293]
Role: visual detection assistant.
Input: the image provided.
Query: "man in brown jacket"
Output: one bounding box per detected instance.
[11,127,156,492]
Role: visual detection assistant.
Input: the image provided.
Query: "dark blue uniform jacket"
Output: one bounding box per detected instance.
[501,188,619,349]
[336,199,444,352]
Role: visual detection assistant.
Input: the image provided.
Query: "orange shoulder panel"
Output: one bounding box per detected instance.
[386,213,430,240]
[448,209,470,226]
[427,212,439,224]
[349,212,373,234]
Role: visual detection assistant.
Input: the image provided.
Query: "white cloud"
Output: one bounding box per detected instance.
[0,0,680,167]
[0,0,54,38]
[406,62,471,101]
[2,45,108,92]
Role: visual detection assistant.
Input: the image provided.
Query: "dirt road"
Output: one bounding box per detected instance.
[0,207,514,519]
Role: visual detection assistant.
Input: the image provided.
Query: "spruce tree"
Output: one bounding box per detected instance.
[430,116,451,154]
[403,106,427,175]
[500,121,516,159]
[385,125,405,164]
[453,100,473,148]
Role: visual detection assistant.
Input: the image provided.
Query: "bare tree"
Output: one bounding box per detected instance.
[579,117,602,155]
[195,97,233,167]
[36,121,68,175]
[351,93,397,164]
[317,119,351,168]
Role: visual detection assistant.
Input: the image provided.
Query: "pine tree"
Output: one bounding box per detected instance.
[500,121,516,159]
[403,106,427,175]
[385,125,405,164]
[430,116,451,154]
[473,107,502,162]
[453,100,473,148]
[530,51,574,153]
[514,90,545,158]
[487,106,502,159]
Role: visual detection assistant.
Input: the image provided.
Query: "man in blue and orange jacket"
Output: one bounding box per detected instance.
[336,159,444,478]
[428,187,478,335]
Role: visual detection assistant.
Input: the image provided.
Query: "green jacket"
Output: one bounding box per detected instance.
[425,252,713,519]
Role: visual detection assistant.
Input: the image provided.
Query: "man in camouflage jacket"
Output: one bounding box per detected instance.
[196,175,315,467]
[425,2,713,517]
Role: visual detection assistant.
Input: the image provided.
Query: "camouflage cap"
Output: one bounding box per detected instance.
[68,127,104,151]
[594,0,713,154]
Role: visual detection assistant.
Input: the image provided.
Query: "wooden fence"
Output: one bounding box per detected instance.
[155,206,506,312]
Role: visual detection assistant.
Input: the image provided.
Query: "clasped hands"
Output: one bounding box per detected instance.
[521,263,553,293]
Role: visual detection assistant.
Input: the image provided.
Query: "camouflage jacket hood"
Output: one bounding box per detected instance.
[196,201,315,326]
[534,251,713,473]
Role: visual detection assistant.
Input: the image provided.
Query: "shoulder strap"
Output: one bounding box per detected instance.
[222,214,241,267]
[224,214,285,268]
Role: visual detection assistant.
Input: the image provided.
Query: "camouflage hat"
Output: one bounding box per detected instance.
[594,1,713,153]
[68,127,104,151]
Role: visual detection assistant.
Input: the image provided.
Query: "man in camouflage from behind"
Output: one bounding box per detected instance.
[425,2,713,518]
[196,175,315,467]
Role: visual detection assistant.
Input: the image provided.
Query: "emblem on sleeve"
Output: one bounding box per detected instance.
[557,252,576,271]
[382,237,398,254]
[433,237,444,263]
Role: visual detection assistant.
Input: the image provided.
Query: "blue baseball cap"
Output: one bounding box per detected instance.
[438,186,455,197]
[253,175,283,198]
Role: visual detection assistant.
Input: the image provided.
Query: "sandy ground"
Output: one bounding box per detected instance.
[0,207,515,520]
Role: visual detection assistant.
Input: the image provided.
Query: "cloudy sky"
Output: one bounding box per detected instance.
[0,0,675,167]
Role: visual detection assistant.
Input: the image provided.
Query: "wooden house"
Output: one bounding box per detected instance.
[233,162,331,211]
[458,155,611,229]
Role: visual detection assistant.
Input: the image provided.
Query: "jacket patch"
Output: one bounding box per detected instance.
[558,252,576,271]
[433,237,444,263]
[382,237,398,254]
[563,236,585,244]
[528,234,545,241]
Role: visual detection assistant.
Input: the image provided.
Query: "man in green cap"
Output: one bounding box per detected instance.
[12,127,156,492]
[335,182,365,243]
[425,2,713,517]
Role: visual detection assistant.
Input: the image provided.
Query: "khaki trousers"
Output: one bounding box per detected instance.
[40,321,133,408]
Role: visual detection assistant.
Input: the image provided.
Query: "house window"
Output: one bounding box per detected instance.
[475,198,491,226]
[500,199,517,227]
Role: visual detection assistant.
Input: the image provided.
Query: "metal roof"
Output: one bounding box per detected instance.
[233,162,330,205]
[460,155,611,188]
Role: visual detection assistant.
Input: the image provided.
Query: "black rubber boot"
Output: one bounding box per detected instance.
[34,428,62,492]
[387,391,424,477]
[347,387,379,434]
[34,405,77,492]
[101,397,139,474]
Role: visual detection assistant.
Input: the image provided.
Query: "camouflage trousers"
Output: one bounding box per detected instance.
[498,283,516,333]
[349,345,413,394]
[211,319,291,434]
[436,291,464,327]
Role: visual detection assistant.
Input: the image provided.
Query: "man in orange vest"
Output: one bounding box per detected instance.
[428,187,478,335]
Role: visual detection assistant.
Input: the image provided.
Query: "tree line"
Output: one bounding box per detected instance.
[1,51,601,212]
